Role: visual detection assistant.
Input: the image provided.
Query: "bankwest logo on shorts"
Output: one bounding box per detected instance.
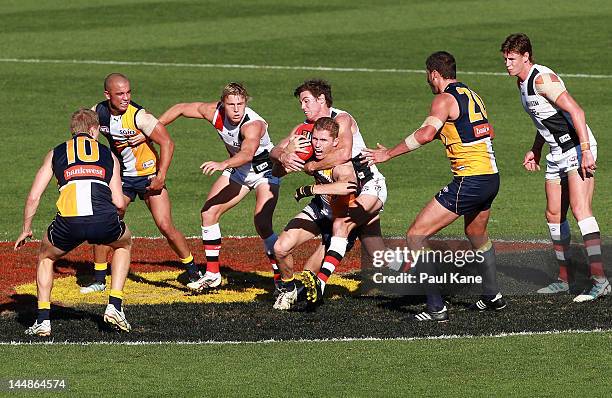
[64,165,106,180]
[473,123,493,138]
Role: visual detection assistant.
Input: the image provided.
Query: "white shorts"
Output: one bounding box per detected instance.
[359,177,387,205]
[222,165,280,190]
[545,145,598,180]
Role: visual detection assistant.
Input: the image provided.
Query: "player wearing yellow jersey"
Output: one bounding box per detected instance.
[15,109,133,336]
[363,51,505,321]
[82,74,199,293]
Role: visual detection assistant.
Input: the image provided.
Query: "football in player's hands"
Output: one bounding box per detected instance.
[295,123,314,161]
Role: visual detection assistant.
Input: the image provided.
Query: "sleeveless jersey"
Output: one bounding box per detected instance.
[96,101,158,177]
[52,133,116,217]
[519,64,596,155]
[211,103,274,173]
[327,107,384,184]
[439,82,498,176]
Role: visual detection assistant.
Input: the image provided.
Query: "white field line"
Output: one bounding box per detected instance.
[1,58,611,79]
[1,328,610,346]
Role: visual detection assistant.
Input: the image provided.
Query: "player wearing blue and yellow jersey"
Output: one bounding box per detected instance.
[83,73,200,293]
[364,51,505,322]
[14,109,133,336]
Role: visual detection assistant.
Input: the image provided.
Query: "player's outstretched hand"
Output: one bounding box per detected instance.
[522,150,541,172]
[200,161,226,176]
[362,143,391,166]
[294,185,314,202]
[14,230,33,251]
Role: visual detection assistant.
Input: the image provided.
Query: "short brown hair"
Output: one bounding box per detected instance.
[294,79,333,107]
[104,73,129,91]
[221,82,249,101]
[313,116,339,138]
[70,108,100,135]
[500,33,534,62]
[426,51,456,79]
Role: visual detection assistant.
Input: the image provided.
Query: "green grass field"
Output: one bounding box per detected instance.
[1,0,611,395]
[2,332,611,396]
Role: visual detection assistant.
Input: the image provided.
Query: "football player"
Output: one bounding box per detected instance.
[364,51,505,322]
[83,73,199,294]
[501,33,609,301]
[15,109,133,336]
[159,82,281,291]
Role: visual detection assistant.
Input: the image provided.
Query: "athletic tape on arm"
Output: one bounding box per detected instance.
[535,73,566,103]
[135,111,158,136]
[404,116,443,151]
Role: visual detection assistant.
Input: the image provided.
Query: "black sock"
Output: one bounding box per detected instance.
[109,296,122,312]
[37,309,50,323]
[477,244,499,300]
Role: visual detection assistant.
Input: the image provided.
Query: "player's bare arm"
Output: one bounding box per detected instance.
[14,151,54,250]
[146,122,175,191]
[270,125,305,173]
[523,132,545,172]
[294,162,356,201]
[109,153,126,214]
[200,120,265,175]
[363,93,453,164]
[303,113,353,173]
[158,102,217,125]
[551,89,595,176]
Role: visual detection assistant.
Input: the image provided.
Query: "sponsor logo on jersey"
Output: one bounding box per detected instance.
[64,165,106,180]
[473,123,493,138]
[119,128,138,137]
[527,100,539,107]
[142,159,155,169]
[255,162,269,173]
[559,134,571,143]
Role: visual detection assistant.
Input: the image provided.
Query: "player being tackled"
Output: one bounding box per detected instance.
[272,117,358,310]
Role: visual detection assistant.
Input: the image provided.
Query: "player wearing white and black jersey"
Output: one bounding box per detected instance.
[159,82,281,291]
[271,79,389,302]
[502,33,609,302]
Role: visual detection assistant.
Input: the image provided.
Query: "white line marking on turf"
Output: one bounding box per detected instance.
[1,58,611,79]
[1,328,610,345]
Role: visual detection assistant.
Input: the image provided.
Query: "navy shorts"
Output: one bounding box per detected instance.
[435,173,499,216]
[47,214,126,252]
[122,175,153,202]
[301,198,358,252]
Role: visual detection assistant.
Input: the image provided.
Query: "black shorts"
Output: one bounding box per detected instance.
[122,175,153,202]
[301,198,358,252]
[47,213,126,252]
[435,173,499,216]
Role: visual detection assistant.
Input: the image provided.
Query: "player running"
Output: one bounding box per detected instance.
[159,82,281,291]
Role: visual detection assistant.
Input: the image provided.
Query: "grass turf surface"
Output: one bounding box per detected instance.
[1,0,611,240]
[2,333,611,396]
[1,0,611,395]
